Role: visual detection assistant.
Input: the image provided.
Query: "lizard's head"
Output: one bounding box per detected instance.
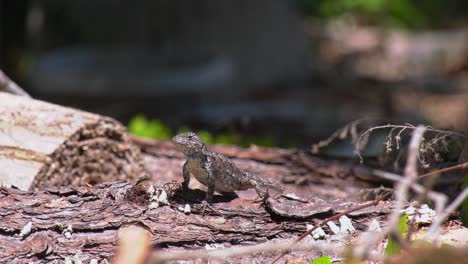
[172,132,207,155]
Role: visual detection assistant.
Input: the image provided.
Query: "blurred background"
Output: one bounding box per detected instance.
[1,0,468,149]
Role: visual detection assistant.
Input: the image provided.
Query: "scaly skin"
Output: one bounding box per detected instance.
[172,132,283,202]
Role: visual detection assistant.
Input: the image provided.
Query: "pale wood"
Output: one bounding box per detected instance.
[0,92,146,190]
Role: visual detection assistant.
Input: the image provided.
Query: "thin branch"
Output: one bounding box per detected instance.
[151,238,342,263]
[424,187,468,240]
[311,119,367,154]
[370,168,447,213]
[353,125,426,259]
[0,70,31,97]
[269,190,394,263]
[271,159,466,263]
[418,162,468,180]
[355,124,467,163]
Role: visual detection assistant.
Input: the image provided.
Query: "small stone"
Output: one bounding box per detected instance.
[64,231,72,239]
[368,219,382,232]
[184,204,191,214]
[404,204,436,223]
[63,224,73,239]
[307,224,326,239]
[313,227,326,239]
[73,253,83,264]
[205,243,225,251]
[19,221,33,238]
[156,189,168,205]
[339,216,356,234]
[148,202,159,209]
[327,221,341,235]
[214,217,227,224]
[147,185,155,196]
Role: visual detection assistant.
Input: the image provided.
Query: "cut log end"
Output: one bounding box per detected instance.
[32,117,147,190]
[0,92,148,190]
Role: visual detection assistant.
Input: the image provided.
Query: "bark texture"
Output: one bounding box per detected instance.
[0,92,147,190]
[1,136,465,263]
[0,181,390,263]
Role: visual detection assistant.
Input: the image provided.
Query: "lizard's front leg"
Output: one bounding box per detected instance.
[204,160,215,202]
[251,178,269,202]
[182,161,190,189]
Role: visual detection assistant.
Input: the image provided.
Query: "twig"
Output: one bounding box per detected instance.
[418,162,468,180]
[424,187,468,240]
[269,190,394,263]
[0,70,31,97]
[271,135,465,263]
[370,169,447,213]
[353,125,426,259]
[114,225,151,264]
[355,124,467,163]
[151,238,342,263]
[372,168,445,242]
[311,119,368,153]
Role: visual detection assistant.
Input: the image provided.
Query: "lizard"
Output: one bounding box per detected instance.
[172,132,284,203]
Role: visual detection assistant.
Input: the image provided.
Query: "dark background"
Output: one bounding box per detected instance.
[1,0,468,148]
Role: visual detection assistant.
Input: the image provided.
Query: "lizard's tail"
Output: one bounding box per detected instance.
[249,174,284,198]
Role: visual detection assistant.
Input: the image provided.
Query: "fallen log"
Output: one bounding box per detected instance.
[0,92,147,190]
[0,181,391,263]
[0,91,465,262]
[1,134,466,262]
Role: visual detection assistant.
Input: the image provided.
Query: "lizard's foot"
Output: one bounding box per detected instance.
[252,192,270,207]
[201,200,208,215]
[252,198,265,206]
[199,200,220,216]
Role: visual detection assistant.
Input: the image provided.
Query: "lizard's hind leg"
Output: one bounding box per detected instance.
[249,178,269,203]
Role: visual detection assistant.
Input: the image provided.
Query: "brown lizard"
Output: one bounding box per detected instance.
[172,132,283,202]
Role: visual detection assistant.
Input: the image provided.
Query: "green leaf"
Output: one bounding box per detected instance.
[215,133,236,145]
[462,174,468,227]
[127,115,172,139]
[385,214,409,255]
[385,236,400,256]
[398,214,409,234]
[252,136,274,147]
[311,255,332,264]
[128,114,151,138]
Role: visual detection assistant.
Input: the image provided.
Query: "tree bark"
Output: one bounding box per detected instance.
[0,92,147,190]
[1,135,466,263]
[0,95,464,262]
[0,180,391,263]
